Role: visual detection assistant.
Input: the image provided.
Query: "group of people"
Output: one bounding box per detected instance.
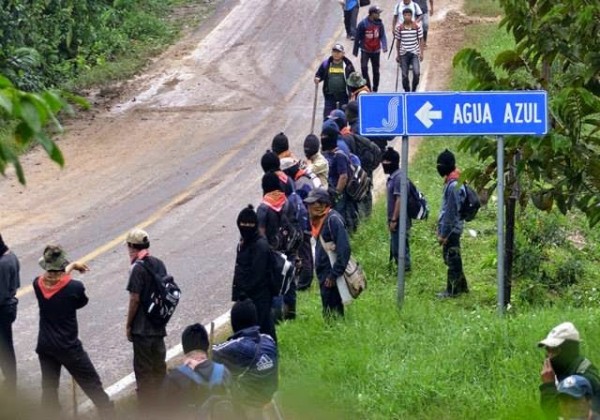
[326,0,432,115]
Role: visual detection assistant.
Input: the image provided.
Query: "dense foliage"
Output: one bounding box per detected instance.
[453,0,600,226]
[0,0,177,91]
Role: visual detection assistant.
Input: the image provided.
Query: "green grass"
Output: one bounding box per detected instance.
[276,22,600,420]
[464,0,504,17]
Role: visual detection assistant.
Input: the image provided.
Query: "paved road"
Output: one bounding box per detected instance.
[0,0,460,407]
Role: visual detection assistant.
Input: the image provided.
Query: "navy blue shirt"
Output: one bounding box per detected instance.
[323,150,350,189]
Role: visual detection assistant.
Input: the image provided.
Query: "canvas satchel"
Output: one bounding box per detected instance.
[318,235,367,302]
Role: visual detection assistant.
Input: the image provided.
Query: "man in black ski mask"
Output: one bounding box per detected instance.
[231,205,276,342]
[538,322,600,419]
[382,148,411,270]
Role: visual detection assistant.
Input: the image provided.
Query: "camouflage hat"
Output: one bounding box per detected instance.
[125,228,150,246]
[39,245,69,272]
[347,72,367,88]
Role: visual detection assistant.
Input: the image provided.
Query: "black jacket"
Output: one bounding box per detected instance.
[232,234,271,302]
[33,277,87,353]
[315,210,351,283]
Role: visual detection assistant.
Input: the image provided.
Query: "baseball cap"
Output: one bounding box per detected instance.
[557,375,593,399]
[303,188,331,205]
[332,43,345,53]
[125,228,150,246]
[39,245,69,271]
[538,322,581,348]
[369,5,383,14]
[328,109,346,121]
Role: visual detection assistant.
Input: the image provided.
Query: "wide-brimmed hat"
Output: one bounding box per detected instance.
[347,72,367,88]
[39,245,69,271]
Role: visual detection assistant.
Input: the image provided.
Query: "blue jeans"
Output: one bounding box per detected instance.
[400,52,421,92]
[343,5,359,38]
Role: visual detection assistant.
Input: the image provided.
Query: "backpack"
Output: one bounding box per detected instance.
[269,250,294,297]
[346,163,371,201]
[274,200,303,253]
[177,363,235,420]
[352,134,382,173]
[407,180,429,220]
[459,183,481,221]
[137,259,181,327]
[287,192,309,233]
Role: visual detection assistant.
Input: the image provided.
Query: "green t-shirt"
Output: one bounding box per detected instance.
[327,61,347,98]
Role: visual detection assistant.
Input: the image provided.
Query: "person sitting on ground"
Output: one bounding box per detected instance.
[160,323,232,418]
[538,322,600,419]
[212,299,278,417]
[556,375,594,420]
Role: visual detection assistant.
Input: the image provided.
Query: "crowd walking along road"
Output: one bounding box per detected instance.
[4,1,591,419]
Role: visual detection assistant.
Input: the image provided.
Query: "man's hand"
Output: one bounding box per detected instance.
[314,77,321,85]
[437,236,447,246]
[66,261,90,274]
[126,326,133,343]
[419,51,424,62]
[541,358,555,384]
[396,55,401,64]
[383,48,388,54]
[324,277,335,288]
[389,220,398,232]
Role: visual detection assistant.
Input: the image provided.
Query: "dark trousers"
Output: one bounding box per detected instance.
[343,6,359,38]
[443,232,469,295]
[390,228,411,270]
[361,51,381,92]
[323,94,349,120]
[0,304,17,391]
[132,335,166,408]
[400,52,421,92]
[334,192,359,233]
[297,233,314,291]
[254,297,277,342]
[319,281,344,318]
[357,179,373,219]
[38,347,113,413]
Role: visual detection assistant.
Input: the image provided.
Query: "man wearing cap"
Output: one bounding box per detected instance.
[34,245,114,416]
[314,43,356,119]
[125,228,169,409]
[556,375,594,420]
[0,234,19,392]
[304,189,351,318]
[213,299,278,417]
[538,322,600,419]
[436,149,468,298]
[353,5,388,93]
[160,323,232,416]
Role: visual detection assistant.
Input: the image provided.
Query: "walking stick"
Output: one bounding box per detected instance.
[72,376,78,417]
[387,37,395,60]
[310,84,318,134]
[208,321,215,359]
[395,59,400,92]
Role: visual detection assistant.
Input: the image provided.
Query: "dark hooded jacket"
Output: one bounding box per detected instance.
[315,56,356,97]
[232,231,271,303]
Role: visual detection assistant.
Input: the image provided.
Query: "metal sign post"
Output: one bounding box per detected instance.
[496,136,505,314]
[397,135,409,307]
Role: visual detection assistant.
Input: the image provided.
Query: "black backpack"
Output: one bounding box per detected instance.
[351,134,382,173]
[407,180,429,220]
[274,201,303,254]
[137,259,181,327]
[459,183,481,221]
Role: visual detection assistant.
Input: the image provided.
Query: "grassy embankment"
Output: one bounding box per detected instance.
[276,15,600,420]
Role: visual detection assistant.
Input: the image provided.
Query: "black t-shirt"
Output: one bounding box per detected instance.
[126,256,167,337]
[33,277,87,353]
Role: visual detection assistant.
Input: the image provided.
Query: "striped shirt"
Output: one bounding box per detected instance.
[394,23,423,55]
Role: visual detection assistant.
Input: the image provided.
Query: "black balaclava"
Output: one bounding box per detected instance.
[436,149,456,177]
[231,299,258,333]
[262,172,281,194]
[271,132,289,155]
[551,340,581,379]
[304,134,320,158]
[237,205,259,242]
[382,147,400,175]
[260,150,280,173]
[0,234,7,256]
[345,100,359,122]
[321,119,339,152]
[181,323,209,354]
[329,110,347,131]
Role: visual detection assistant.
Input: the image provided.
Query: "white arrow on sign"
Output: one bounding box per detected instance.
[415,101,442,128]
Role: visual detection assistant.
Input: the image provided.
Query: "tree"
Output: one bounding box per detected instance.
[0,74,78,184]
[453,0,600,305]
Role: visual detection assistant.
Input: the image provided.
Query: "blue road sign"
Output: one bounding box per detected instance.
[358,94,405,136]
[404,91,548,136]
